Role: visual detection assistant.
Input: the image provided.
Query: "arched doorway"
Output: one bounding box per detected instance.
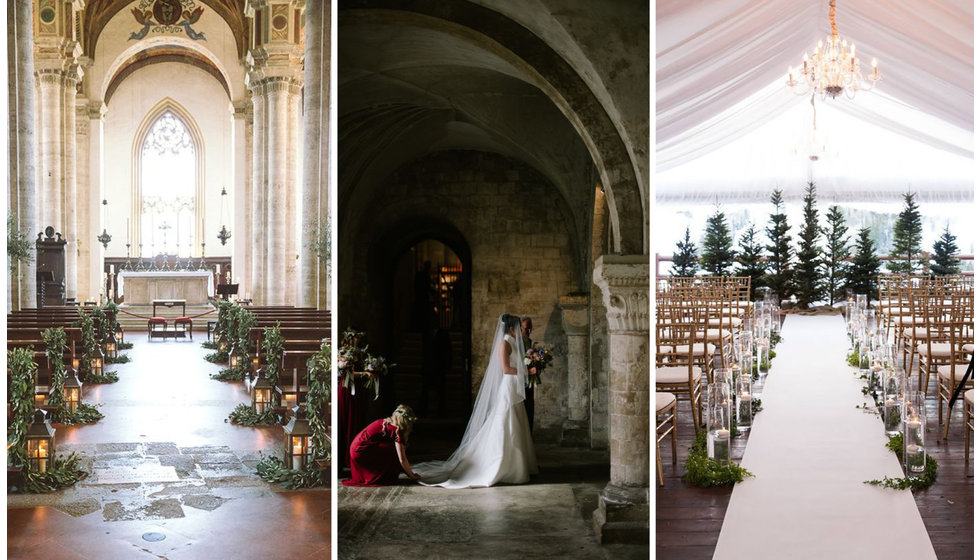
[389,239,468,420]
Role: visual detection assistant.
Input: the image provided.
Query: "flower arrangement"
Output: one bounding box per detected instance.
[523,342,554,385]
[339,328,390,400]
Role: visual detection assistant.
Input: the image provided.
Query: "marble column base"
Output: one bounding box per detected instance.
[592,482,649,545]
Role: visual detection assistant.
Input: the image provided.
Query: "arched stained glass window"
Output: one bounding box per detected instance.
[141,111,195,257]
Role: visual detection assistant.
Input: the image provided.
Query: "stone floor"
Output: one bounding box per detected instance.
[7,336,330,559]
[338,440,649,559]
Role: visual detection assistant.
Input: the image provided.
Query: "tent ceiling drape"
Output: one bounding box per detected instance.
[656,0,973,202]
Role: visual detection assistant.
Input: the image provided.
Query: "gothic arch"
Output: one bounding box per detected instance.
[130,98,206,250]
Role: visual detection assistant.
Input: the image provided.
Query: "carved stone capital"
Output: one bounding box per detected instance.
[85,100,107,120]
[592,255,649,334]
[232,98,251,119]
[559,293,589,336]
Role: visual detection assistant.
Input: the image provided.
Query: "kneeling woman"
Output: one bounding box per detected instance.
[342,404,420,486]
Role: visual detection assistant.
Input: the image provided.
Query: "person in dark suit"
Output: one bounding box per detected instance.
[521,315,535,434]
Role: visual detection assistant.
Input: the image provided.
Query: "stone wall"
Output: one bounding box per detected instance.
[341,150,582,441]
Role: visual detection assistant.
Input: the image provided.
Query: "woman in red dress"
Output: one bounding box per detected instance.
[343,404,420,486]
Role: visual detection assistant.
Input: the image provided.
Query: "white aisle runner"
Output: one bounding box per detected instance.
[714,314,937,560]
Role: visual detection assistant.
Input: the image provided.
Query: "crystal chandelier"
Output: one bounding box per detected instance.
[787,0,880,99]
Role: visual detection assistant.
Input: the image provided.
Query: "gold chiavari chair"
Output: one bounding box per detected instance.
[655,392,677,486]
[656,291,705,431]
[938,277,974,437]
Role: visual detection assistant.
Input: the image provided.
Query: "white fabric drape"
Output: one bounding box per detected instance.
[656,0,973,202]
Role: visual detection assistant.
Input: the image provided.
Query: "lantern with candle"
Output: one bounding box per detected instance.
[253,372,273,414]
[283,406,313,470]
[27,409,56,473]
[63,368,82,413]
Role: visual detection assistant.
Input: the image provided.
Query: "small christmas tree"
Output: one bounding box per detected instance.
[823,205,850,305]
[930,225,961,276]
[671,227,700,277]
[765,189,794,303]
[886,191,925,275]
[735,223,766,299]
[847,227,881,299]
[701,208,735,276]
[793,182,825,307]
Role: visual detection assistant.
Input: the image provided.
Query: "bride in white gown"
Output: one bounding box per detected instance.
[413,313,538,488]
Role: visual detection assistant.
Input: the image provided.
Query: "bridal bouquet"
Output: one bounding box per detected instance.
[524,343,554,385]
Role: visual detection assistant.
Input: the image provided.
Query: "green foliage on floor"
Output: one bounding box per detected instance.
[20,453,89,494]
[211,367,246,381]
[105,354,131,364]
[864,433,938,491]
[201,340,219,350]
[52,403,104,426]
[682,431,753,487]
[227,403,278,426]
[256,455,326,489]
[84,370,120,384]
[118,342,134,350]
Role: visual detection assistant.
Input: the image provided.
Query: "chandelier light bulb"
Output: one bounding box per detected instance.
[787,0,879,100]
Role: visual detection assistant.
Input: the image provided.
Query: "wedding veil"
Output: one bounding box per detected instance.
[414,313,527,483]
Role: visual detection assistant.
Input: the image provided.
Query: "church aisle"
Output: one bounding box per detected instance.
[7,337,329,559]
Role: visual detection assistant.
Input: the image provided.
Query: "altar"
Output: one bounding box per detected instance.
[117,271,214,305]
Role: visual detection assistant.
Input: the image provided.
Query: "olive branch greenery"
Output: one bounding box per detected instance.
[41,328,105,426]
[864,433,938,490]
[307,341,331,462]
[227,402,278,426]
[7,214,33,269]
[256,455,325,489]
[7,348,36,469]
[5,347,88,493]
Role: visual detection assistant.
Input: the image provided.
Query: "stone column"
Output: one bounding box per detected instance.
[249,85,268,304]
[232,99,250,292]
[74,99,90,300]
[591,254,649,544]
[34,4,82,300]
[265,80,289,305]
[36,72,64,234]
[284,85,301,306]
[246,0,304,306]
[560,293,590,446]
[85,101,106,302]
[299,0,328,309]
[63,79,78,299]
[7,0,38,309]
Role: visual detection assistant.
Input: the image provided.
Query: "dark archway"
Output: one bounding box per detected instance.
[366,219,473,422]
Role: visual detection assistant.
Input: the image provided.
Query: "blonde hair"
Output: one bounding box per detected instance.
[386,404,417,440]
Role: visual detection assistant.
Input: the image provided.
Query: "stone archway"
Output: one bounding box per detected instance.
[367,219,474,421]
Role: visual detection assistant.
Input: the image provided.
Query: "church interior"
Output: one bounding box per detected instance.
[336,1,649,557]
[6,1,330,558]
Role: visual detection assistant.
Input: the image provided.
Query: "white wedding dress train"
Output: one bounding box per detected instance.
[414,331,538,489]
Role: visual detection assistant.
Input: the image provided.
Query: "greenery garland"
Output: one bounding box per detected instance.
[42,328,68,410]
[21,453,89,493]
[864,433,938,490]
[682,431,754,487]
[7,348,36,469]
[74,312,95,377]
[263,322,284,405]
[307,342,331,462]
[227,402,278,425]
[5,348,88,493]
[205,301,236,362]
[256,455,324,489]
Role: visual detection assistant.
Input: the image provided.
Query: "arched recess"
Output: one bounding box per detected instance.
[100,36,237,104]
[104,46,233,105]
[130,98,206,252]
[339,1,647,255]
[365,218,473,419]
